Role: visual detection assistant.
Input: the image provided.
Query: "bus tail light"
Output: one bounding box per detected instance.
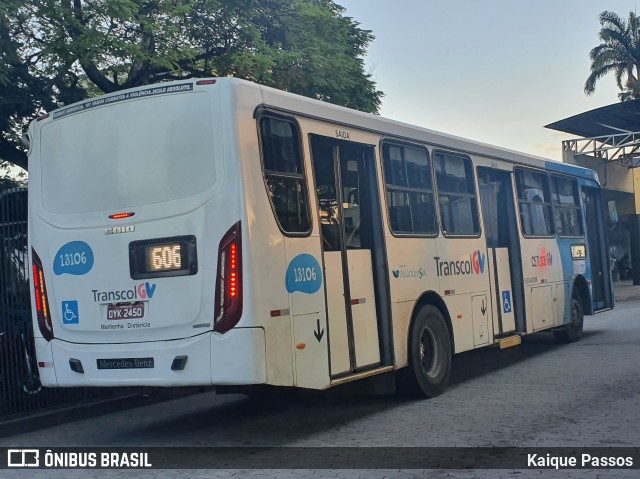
[214,221,243,333]
[32,249,54,341]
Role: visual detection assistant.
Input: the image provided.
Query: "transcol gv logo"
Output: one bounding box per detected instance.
[91,282,157,303]
[531,247,553,269]
[434,250,486,277]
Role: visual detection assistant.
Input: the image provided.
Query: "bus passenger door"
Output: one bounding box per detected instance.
[582,187,613,311]
[477,168,525,335]
[310,136,384,377]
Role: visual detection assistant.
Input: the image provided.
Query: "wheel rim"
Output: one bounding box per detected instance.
[419,325,442,379]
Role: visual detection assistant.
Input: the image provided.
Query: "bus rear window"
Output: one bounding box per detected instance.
[259,116,310,234]
[40,92,215,213]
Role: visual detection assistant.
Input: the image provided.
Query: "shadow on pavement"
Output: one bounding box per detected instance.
[0,327,606,444]
[450,329,603,386]
[120,330,605,446]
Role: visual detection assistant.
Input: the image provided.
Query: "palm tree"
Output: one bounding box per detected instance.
[585,11,640,101]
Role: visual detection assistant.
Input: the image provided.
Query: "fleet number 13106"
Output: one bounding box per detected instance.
[294,267,317,282]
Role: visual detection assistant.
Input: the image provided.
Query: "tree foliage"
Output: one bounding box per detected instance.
[585,10,640,101]
[0,0,383,172]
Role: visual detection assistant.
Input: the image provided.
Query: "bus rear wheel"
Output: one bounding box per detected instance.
[554,292,584,343]
[397,305,451,397]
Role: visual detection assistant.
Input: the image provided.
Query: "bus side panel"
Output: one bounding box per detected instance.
[444,294,474,352]
[384,237,437,368]
[389,301,413,368]
[519,237,562,332]
[434,236,493,353]
[232,82,295,387]
[557,234,588,324]
[211,328,266,385]
[284,236,329,389]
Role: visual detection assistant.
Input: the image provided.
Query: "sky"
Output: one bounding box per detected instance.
[336,0,639,161]
[6,1,635,178]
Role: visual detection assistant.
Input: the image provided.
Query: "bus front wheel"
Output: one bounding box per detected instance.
[397,305,452,397]
[554,292,584,343]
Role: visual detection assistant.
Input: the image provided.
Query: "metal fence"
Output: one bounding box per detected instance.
[0,187,115,419]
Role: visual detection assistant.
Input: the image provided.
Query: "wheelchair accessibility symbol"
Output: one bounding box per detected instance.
[502,291,512,314]
[62,301,79,324]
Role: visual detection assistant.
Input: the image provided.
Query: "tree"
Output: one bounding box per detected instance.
[0,0,383,171]
[585,10,640,101]
[0,1,49,179]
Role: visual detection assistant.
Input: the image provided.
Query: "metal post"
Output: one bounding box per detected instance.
[632,215,640,286]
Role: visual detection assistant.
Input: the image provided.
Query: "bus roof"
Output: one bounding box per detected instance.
[255,80,597,182]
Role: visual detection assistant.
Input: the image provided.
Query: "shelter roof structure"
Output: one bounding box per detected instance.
[546,99,640,168]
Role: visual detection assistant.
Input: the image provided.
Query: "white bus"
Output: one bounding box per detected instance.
[27,78,612,397]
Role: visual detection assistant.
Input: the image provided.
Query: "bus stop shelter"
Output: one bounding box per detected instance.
[546,100,640,286]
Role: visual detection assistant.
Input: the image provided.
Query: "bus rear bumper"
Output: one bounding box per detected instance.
[36,327,266,387]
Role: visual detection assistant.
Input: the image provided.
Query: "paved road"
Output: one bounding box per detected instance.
[2,298,640,478]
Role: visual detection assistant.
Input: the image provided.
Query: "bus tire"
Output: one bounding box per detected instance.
[554,291,584,343]
[397,305,451,397]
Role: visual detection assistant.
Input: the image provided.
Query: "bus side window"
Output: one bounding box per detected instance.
[433,152,480,236]
[515,169,554,237]
[259,116,311,234]
[551,176,583,237]
[382,142,437,235]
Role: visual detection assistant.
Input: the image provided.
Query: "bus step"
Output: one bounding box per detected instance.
[497,335,522,349]
[330,365,394,387]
